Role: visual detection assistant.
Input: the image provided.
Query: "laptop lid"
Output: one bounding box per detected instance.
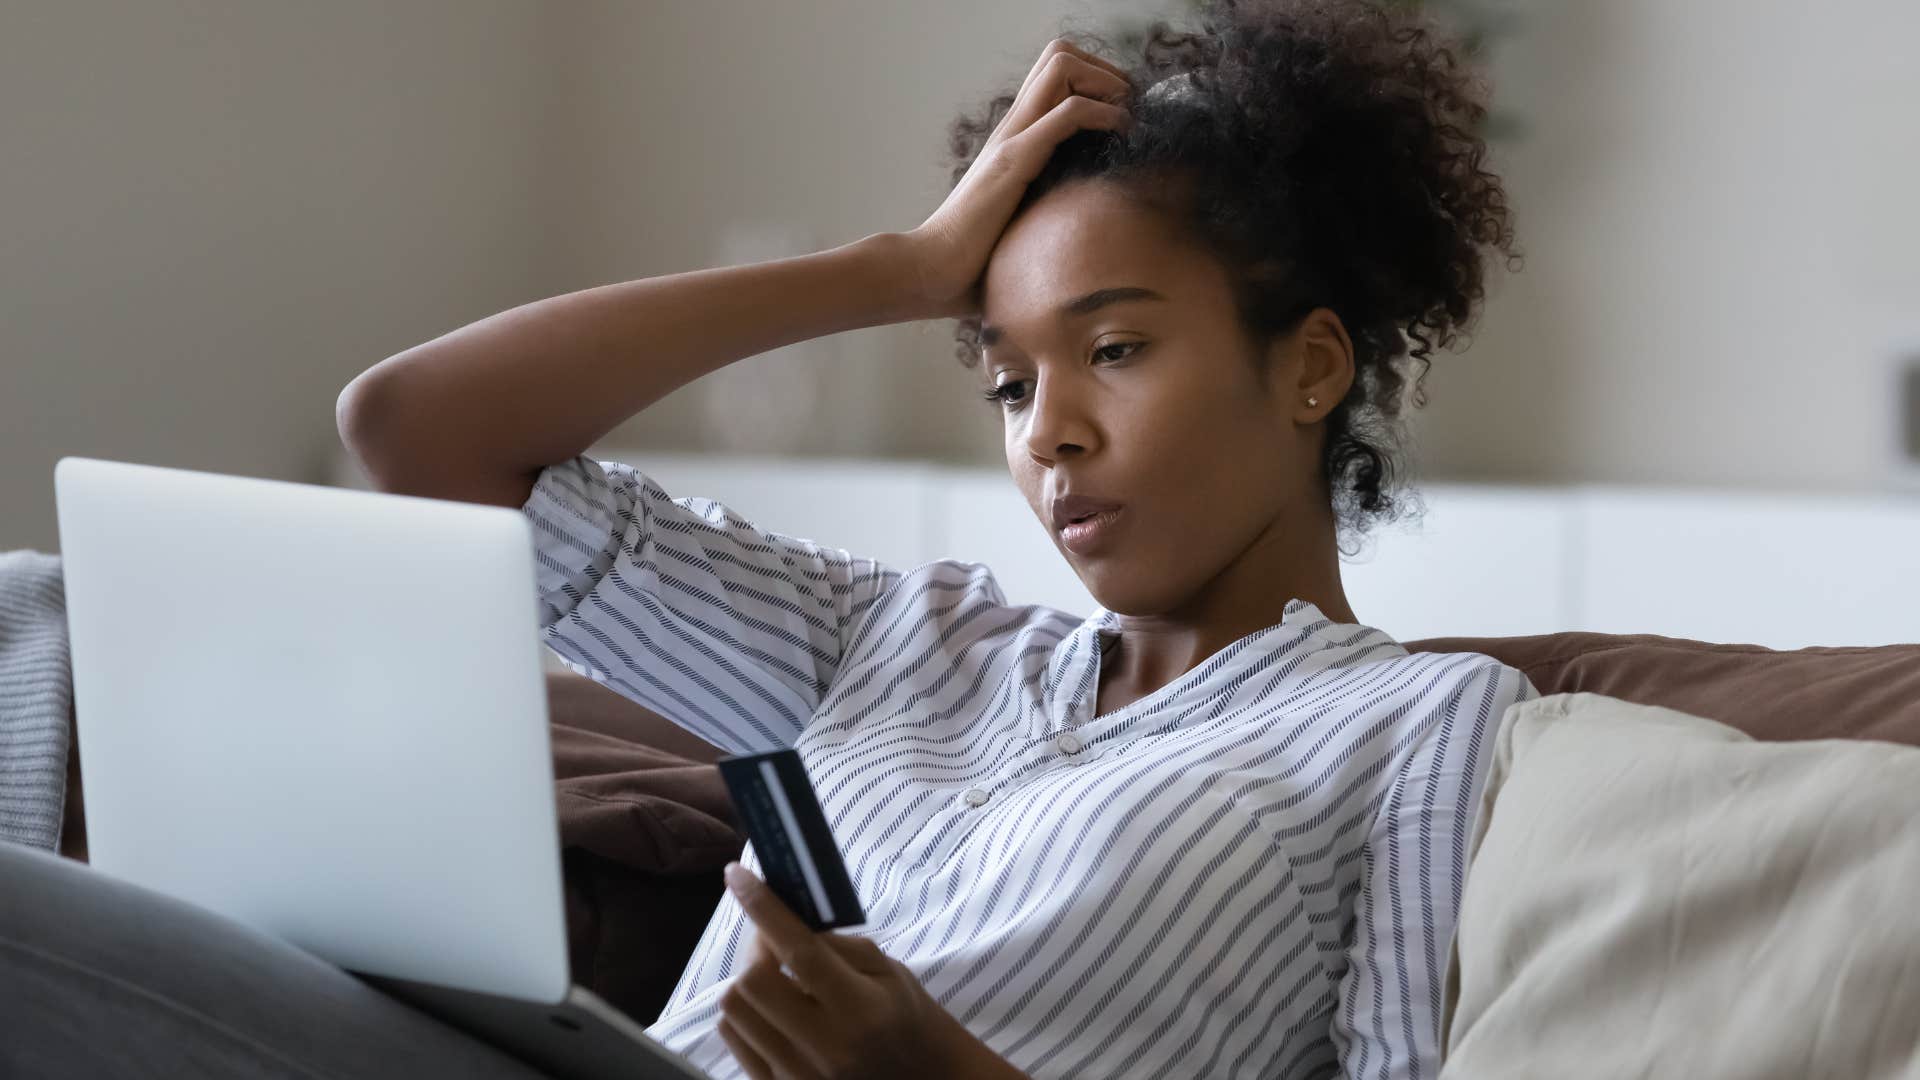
[55,456,571,1005]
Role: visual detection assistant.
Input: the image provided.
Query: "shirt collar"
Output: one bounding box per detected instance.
[1046,598,1367,731]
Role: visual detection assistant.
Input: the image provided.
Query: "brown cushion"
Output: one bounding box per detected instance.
[546,671,727,766]
[551,721,741,876]
[548,675,742,1024]
[1403,632,1920,746]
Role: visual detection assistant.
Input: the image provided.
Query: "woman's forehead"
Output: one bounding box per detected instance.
[981,184,1217,329]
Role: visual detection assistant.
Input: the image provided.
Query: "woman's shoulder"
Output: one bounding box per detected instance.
[1334,613,1534,694]
[1395,644,1540,702]
[1378,648,1540,755]
[1313,626,1539,735]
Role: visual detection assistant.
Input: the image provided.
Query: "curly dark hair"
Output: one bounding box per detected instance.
[946,0,1519,543]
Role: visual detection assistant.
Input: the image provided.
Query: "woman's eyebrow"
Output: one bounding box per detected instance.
[978,286,1167,348]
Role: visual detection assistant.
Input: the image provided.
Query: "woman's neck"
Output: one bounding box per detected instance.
[1096,507,1355,714]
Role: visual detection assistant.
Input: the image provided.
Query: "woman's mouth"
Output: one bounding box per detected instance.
[1059,507,1124,555]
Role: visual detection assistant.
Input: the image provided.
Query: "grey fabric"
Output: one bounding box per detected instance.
[0,842,555,1079]
[0,550,70,850]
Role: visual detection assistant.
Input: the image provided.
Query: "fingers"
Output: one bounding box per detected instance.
[1001,93,1132,167]
[725,863,856,997]
[723,948,835,1077]
[717,1005,820,1080]
[716,1017,775,1080]
[934,90,1130,253]
[725,863,817,957]
[1003,50,1130,131]
[1015,37,1129,102]
[994,43,1131,148]
[733,954,834,1067]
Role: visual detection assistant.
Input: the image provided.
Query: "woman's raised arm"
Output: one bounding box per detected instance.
[335,232,923,508]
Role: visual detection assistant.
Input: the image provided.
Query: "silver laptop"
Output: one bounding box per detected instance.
[55,456,712,1080]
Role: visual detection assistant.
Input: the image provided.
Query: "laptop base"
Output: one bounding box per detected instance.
[363,975,711,1080]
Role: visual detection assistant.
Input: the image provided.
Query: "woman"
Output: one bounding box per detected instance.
[340,1,1533,1077]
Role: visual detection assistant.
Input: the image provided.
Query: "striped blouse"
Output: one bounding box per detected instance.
[522,455,1537,1080]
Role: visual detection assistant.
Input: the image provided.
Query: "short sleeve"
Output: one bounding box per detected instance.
[521,455,902,755]
[1331,659,1538,1080]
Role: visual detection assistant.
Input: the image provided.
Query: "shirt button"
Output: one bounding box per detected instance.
[1055,732,1085,756]
[962,787,991,808]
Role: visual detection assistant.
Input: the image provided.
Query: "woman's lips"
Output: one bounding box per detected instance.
[1059,507,1124,555]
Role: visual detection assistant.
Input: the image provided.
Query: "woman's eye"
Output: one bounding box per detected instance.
[982,379,1030,408]
[981,344,1138,410]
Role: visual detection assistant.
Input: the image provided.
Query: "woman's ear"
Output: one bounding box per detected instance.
[1290,307,1355,421]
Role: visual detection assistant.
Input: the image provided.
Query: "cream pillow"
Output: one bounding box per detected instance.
[1441,692,1920,1080]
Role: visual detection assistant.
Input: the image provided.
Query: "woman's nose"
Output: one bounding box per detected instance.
[1023,378,1095,464]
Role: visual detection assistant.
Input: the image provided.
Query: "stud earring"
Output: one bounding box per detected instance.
[1306,396,1319,407]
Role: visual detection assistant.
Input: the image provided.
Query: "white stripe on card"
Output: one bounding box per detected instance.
[760,758,834,922]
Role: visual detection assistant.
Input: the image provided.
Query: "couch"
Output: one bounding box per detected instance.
[31,596,1920,1063]
[24,611,1920,1073]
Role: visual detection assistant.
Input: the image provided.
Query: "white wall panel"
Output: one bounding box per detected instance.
[1340,486,1575,642]
[344,449,1920,649]
[1574,489,1920,648]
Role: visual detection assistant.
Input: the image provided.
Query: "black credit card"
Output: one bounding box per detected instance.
[716,748,866,932]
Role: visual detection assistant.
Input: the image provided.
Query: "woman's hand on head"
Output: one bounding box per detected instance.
[715,863,1029,1080]
[901,40,1132,321]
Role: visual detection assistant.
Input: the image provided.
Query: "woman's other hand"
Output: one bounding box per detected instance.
[716,863,1028,1080]
[902,39,1132,321]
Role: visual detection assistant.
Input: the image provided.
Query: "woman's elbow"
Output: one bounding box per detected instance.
[334,358,538,508]
[336,360,421,493]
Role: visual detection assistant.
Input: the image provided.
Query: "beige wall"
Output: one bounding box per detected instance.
[0,0,1168,552]
[1411,0,1920,491]
[6,0,1917,552]
[0,0,563,551]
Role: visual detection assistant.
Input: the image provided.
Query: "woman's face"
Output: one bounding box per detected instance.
[977,179,1336,616]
